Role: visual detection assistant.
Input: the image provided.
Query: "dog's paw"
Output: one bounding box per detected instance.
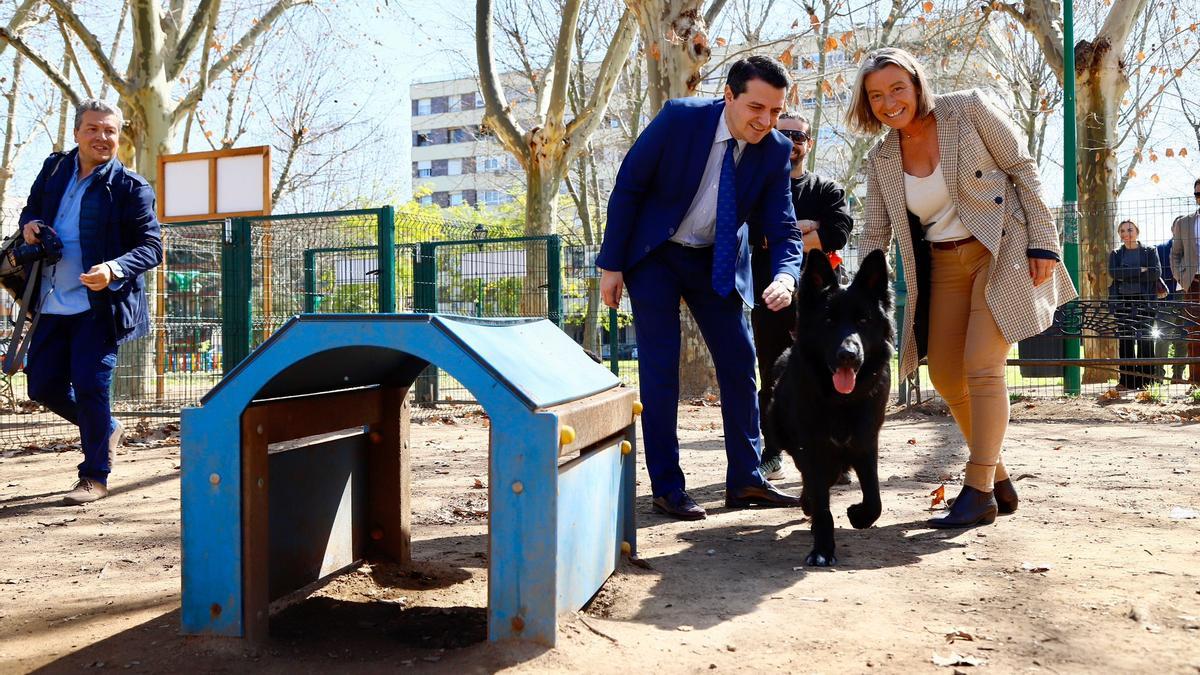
[847,502,881,529]
[804,548,837,567]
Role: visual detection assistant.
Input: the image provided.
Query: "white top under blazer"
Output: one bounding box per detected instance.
[903,164,972,243]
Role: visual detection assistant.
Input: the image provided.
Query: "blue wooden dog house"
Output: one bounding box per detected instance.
[180,314,639,646]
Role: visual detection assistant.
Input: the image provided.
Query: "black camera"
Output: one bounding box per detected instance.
[7,229,64,267]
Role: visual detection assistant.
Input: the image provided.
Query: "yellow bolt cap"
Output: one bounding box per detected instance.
[560,425,576,446]
[632,401,644,415]
[620,440,632,455]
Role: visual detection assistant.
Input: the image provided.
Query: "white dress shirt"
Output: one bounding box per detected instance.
[671,111,746,247]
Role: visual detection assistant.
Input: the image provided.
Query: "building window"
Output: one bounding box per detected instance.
[449,191,465,206]
[416,160,432,177]
[447,158,462,176]
[415,131,434,147]
[482,156,502,172]
[448,95,463,113]
[483,190,505,206]
[450,127,476,144]
[418,194,433,206]
[416,98,431,116]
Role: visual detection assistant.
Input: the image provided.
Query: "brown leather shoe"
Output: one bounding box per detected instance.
[725,481,803,508]
[652,489,706,520]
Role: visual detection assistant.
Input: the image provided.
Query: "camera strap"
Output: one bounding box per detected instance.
[4,260,42,376]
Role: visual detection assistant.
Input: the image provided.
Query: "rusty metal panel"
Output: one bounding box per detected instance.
[267,433,368,600]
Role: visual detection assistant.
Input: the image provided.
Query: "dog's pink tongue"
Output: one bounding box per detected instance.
[832,367,857,394]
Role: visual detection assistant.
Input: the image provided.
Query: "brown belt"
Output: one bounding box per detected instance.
[929,235,977,250]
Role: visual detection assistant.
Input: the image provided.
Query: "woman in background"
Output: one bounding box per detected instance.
[1108,219,1162,389]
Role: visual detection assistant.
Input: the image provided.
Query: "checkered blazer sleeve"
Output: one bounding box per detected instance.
[859,152,894,256]
[964,90,1058,253]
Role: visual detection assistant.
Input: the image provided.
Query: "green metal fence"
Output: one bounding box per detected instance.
[7,196,1198,448]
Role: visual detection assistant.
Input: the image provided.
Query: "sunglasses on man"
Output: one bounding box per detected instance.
[779,129,811,143]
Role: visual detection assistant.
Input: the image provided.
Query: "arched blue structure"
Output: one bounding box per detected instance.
[180,314,638,646]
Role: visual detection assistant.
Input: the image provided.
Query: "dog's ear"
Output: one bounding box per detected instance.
[851,249,893,310]
[800,250,837,296]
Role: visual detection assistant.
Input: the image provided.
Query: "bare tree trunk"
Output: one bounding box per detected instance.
[806,0,833,173]
[0,53,24,209]
[53,52,70,152]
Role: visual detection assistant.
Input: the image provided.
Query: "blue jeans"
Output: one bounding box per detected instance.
[25,310,118,484]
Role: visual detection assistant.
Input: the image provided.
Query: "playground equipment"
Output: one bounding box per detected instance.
[180,313,639,646]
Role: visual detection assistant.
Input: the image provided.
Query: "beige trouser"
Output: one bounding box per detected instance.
[926,240,1012,492]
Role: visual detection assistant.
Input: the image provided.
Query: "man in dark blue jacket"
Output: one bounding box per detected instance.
[596,56,804,520]
[18,99,163,505]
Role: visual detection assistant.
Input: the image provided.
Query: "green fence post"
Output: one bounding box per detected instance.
[378,206,396,313]
[608,306,619,375]
[1061,0,1082,396]
[547,235,562,326]
[413,242,438,403]
[303,249,317,314]
[220,217,252,374]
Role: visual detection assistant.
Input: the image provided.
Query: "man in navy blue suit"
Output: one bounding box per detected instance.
[596,56,804,520]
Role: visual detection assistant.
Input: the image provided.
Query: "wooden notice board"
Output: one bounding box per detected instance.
[157,146,271,223]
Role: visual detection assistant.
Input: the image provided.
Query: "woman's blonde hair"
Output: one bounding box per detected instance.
[845,47,936,135]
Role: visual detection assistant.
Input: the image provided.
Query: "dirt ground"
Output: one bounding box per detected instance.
[1,394,1199,674]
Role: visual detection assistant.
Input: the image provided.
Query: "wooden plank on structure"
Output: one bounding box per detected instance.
[368,386,412,565]
[542,387,635,457]
[249,388,383,444]
[240,406,271,643]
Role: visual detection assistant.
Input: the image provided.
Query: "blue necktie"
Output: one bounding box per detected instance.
[712,139,737,297]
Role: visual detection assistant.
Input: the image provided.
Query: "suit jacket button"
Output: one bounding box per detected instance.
[995,196,1003,204]
[975,170,983,178]
[668,228,675,235]
[644,245,651,252]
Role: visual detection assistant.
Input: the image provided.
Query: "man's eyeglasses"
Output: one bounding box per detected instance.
[1194,191,1200,197]
[779,129,811,143]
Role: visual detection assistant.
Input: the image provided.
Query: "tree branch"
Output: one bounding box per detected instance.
[476,0,529,164]
[56,16,94,100]
[544,0,584,132]
[704,0,730,28]
[0,0,40,59]
[45,0,131,97]
[1000,0,1064,84]
[169,0,217,80]
[565,8,636,148]
[0,27,82,106]
[173,0,312,126]
[1096,0,1151,45]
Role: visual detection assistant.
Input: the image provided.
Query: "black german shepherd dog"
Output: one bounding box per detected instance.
[766,248,894,567]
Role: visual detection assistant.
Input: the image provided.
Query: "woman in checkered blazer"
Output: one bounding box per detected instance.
[847,48,1076,529]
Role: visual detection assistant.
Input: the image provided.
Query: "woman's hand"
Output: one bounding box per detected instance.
[1028,257,1054,287]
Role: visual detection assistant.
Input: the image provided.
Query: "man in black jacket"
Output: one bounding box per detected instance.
[752,112,854,480]
[18,99,163,505]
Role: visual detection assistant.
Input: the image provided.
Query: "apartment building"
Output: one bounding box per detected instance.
[409,76,528,209]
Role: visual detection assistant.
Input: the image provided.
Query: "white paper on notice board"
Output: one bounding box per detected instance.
[163,160,209,217]
[216,154,265,214]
